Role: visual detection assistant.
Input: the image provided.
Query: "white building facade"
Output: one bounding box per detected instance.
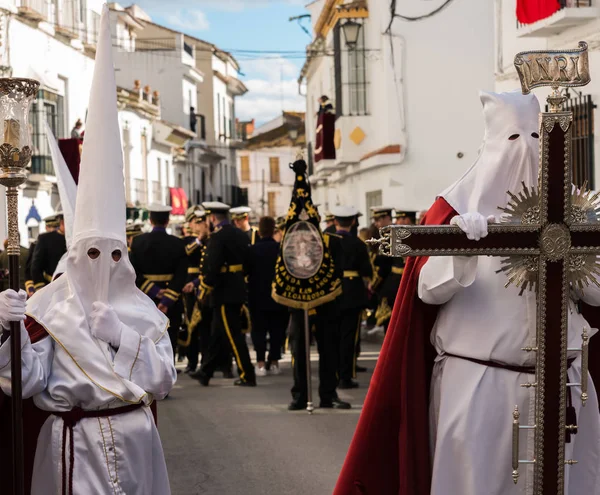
[237,112,305,218]
[302,0,496,215]
[495,0,600,188]
[0,0,104,243]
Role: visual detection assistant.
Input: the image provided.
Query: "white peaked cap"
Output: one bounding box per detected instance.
[45,121,77,247]
[72,4,126,245]
[331,205,358,218]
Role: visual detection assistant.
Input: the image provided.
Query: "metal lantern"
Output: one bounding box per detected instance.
[0,77,39,495]
[341,20,361,49]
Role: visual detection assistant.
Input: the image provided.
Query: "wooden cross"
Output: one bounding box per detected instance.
[371,42,596,495]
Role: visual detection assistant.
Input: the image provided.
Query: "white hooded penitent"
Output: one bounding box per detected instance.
[440,91,540,217]
[26,5,168,403]
[45,122,76,246]
[45,122,76,277]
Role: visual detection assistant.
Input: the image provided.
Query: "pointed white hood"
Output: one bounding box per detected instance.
[72,5,126,245]
[440,91,540,217]
[26,5,168,405]
[45,122,76,247]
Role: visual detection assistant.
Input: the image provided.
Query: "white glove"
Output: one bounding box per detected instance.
[450,213,496,241]
[0,289,27,330]
[90,302,122,348]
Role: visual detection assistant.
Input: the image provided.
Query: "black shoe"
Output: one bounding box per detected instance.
[190,369,210,386]
[355,365,367,373]
[288,399,308,411]
[176,369,182,374]
[338,379,359,389]
[320,398,351,409]
[184,366,196,375]
[234,379,256,387]
[222,370,234,379]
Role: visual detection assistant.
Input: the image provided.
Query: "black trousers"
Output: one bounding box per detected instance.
[289,306,338,403]
[201,304,256,383]
[166,300,183,358]
[251,309,289,363]
[186,306,212,370]
[339,308,362,381]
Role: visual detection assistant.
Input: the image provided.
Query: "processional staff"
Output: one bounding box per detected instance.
[0,77,40,495]
[369,42,598,495]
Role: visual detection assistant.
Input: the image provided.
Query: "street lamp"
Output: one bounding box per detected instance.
[0,76,39,495]
[341,20,361,49]
[288,127,299,141]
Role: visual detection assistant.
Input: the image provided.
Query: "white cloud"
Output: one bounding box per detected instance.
[235,56,306,124]
[165,10,210,31]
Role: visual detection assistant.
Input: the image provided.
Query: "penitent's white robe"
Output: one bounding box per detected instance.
[419,254,600,495]
[0,321,176,495]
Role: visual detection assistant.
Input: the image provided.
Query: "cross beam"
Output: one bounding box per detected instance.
[371,43,596,495]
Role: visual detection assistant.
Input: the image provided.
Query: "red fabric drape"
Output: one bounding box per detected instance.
[516,0,561,24]
[58,138,82,184]
[334,198,457,495]
[169,187,188,215]
[315,112,336,162]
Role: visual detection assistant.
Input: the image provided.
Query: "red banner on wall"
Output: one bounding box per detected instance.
[170,187,188,215]
[516,0,560,25]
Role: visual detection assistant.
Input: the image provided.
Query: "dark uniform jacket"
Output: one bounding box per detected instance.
[337,230,373,310]
[380,257,405,306]
[31,231,66,290]
[199,222,249,307]
[129,227,187,309]
[183,235,203,281]
[245,237,286,313]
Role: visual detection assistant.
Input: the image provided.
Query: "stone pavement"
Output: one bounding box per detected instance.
[158,338,382,495]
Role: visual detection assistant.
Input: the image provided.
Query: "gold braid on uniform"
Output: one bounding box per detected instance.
[240,304,252,334]
[375,298,392,327]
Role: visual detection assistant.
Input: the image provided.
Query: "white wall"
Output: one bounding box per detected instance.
[307,0,496,215]
[238,146,297,218]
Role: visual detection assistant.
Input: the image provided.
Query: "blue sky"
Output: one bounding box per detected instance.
[135,0,311,125]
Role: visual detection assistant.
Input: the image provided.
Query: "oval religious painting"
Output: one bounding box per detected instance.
[282,220,324,279]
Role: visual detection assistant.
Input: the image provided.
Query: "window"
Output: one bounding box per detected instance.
[199,114,206,140]
[269,157,280,184]
[366,190,382,212]
[178,173,183,188]
[152,181,161,202]
[347,25,368,116]
[268,191,277,217]
[334,21,368,117]
[29,89,65,175]
[134,179,147,205]
[222,96,227,139]
[240,156,250,182]
[217,96,221,138]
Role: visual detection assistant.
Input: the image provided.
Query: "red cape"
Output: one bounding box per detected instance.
[335,197,456,495]
[335,197,600,495]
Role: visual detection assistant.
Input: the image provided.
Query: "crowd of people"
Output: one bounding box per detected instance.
[15,199,417,414]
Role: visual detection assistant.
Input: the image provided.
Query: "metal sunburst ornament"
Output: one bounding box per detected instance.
[496,181,600,294]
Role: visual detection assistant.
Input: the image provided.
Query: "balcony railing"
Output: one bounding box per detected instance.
[17,0,50,22]
[55,0,84,39]
[517,0,596,35]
